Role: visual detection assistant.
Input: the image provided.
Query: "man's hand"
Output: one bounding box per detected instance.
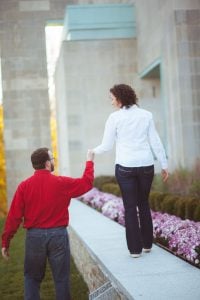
[161,169,169,182]
[2,247,9,260]
[87,150,95,161]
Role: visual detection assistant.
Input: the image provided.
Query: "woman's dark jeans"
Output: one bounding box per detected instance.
[24,227,71,300]
[115,164,154,254]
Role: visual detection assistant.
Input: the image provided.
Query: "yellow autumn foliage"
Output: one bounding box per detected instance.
[50,114,58,174]
[0,105,7,216]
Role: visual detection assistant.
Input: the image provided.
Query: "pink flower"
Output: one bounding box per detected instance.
[79,188,200,266]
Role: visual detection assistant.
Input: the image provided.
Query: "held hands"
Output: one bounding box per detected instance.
[1,247,9,261]
[87,149,95,161]
[161,169,169,182]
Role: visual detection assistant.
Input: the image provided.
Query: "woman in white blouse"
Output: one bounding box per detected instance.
[92,84,168,258]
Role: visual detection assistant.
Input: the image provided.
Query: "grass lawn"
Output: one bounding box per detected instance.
[0,218,89,299]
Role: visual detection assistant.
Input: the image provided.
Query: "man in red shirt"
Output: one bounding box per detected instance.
[1,147,94,300]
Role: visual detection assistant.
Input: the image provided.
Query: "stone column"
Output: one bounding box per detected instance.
[0,0,70,204]
[135,0,200,169]
[174,9,200,168]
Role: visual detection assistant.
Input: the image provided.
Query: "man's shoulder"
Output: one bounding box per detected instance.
[16,175,33,192]
[20,172,71,184]
[43,173,66,183]
[19,174,35,186]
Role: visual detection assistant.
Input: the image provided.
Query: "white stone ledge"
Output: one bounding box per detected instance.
[69,199,200,300]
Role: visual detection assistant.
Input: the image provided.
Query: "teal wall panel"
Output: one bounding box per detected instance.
[63,4,136,40]
[139,58,161,79]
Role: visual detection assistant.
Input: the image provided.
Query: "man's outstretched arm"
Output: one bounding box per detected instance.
[61,150,95,199]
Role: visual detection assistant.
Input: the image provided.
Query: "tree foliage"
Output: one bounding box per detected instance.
[0,105,7,216]
[50,114,58,174]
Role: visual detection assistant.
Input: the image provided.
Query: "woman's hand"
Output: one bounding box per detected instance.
[161,169,169,182]
[87,150,95,161]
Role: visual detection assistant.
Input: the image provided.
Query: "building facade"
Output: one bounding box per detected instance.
[136,0,200,169]
[0,0,123,204]
[55,0,200,177]
[0,0,199,204]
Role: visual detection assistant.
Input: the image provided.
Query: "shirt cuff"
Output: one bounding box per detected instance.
[161,162,168,169]
[1,241,9,249]
[93,147,102,154]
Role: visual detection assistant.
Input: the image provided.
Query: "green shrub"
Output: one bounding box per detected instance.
[151,160,200,198]
[149,192,168,211]
[189,180,200,198]
[152,175,168,193]
[149,192,158,210]
[185,197,200,220]
[150,192,200,221]
[166,167,192,196]
[154,193,169,211]
[94,175,200,222]
[160,195,180,215]
[174,197,187,219]
[149,193,156,211]
[101,183,121,196]
[94,176,117,191]
[193,206,200,222]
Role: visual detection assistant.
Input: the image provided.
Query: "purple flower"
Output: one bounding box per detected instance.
[151,211,200,264]
[79,188,200,266]
[102,197,125,225]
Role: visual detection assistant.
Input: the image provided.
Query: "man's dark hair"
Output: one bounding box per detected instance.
[31,147,50,170]
[110,84,138,108]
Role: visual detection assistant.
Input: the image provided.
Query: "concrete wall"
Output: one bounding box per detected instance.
[69,227,125,299]
[135,0,200,169]
[138,78,165,150]
[0,0,74,204]
[0,0,134,204]
[55,38,138,176]
[1,0,199,202]
[174,8,200,167]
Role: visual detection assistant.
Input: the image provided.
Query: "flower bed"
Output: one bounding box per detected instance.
[79,188,200,268]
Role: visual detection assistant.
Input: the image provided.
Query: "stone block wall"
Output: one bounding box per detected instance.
[55,38,138,177]
[69,226,127,299]
[135,0,200,169]
[0,0,73,203]
[0,0,135,204]
[174,9,200,167]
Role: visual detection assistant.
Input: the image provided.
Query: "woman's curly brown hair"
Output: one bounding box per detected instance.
[110,84,138,108]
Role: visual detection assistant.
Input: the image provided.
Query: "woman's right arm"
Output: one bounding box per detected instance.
[148,116,169,181]
[93,114,116,154]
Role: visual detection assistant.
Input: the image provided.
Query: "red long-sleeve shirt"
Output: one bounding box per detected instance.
[2,161,94,249]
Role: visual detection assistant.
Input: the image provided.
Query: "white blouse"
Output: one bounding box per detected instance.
[93,105,168,169]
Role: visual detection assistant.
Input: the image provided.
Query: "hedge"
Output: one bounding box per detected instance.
[94,176,117,191]
[94,176,200,222]
[150,193,200,221]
